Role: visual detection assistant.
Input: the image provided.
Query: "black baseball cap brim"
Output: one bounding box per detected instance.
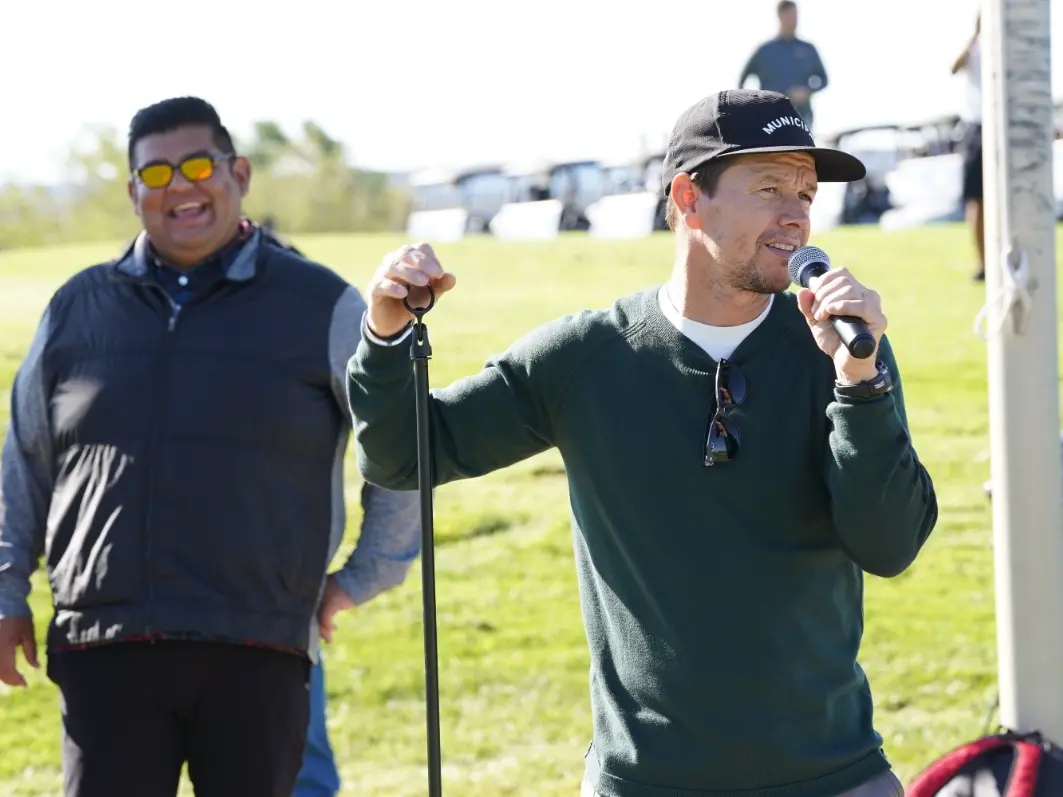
[727,144,864,181]
[668,144,866,195]
[661,90,868,195]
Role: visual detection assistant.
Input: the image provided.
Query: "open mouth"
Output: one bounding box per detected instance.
[168,201,211,221]
[764,242,797,254]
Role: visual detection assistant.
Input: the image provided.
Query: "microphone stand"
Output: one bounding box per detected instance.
[404,288,443,797]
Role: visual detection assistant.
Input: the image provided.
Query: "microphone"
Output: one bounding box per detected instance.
[787,246,876,360]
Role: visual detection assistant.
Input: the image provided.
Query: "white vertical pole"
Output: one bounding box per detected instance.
[982,0,1063,742]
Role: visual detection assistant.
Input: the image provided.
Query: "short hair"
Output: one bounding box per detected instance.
[665,158,733,230]
[127,96,235,170]
[777,1,797,14]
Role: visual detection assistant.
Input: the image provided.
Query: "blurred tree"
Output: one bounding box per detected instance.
[242,121,291,170]
[63,125,140,244]
[0,119,410,249]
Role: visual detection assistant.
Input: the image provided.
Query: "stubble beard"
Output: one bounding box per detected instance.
[726,255,790,296]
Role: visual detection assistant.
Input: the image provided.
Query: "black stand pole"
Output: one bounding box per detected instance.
[405,288,442,797]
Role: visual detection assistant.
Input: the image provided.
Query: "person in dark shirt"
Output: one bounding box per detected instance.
[739,1,829,134]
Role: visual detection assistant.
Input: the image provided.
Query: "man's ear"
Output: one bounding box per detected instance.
[232,156,252,197]
[127,178,137,207]
[670,174,703,230]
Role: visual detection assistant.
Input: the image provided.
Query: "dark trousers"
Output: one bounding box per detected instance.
[961,123,984,202]
[47,639,310,797]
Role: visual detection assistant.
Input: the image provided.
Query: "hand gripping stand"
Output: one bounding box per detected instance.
[404,287,443,797]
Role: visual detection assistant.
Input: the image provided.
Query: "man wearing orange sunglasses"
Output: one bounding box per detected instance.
[0,96,421,797]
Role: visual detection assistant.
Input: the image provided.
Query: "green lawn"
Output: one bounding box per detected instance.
[0,225,1046,795]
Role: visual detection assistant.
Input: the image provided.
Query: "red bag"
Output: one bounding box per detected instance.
[907,730,1063,796]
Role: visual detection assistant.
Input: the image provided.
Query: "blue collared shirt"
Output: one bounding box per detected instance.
[149,227,249,306]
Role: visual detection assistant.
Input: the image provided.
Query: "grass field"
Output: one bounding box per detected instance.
[0,224,1052,796]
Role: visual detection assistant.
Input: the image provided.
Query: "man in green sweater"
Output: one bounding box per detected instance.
[346,89,936,797]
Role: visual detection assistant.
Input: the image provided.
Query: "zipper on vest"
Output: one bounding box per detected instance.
[143,296,182,636]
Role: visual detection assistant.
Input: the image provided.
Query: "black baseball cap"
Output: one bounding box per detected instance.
[661,89,866,195]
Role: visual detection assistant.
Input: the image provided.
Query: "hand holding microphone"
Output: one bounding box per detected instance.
[787,246,887,384]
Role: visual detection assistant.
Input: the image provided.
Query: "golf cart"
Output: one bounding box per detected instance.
[870,114,984,230]
[503,159,609,231]
[818,116,961,227]
[592,152,669,234]
[407,165,509,234]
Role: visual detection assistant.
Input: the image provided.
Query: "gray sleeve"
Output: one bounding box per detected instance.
[0,308,55,619]
[326,286,422,606]
[328,285,370,419]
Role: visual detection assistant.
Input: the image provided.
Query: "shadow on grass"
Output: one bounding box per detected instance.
[437,512,521,547]
[530,464,567,478]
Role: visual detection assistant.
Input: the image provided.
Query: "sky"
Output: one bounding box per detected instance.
[1,0,1060,185]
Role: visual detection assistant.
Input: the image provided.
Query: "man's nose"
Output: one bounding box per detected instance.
[779,198,811,231]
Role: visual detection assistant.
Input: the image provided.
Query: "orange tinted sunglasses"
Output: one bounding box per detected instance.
[135,152,234,189]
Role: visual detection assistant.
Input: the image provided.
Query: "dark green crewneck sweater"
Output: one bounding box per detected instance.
[347,286,938,797]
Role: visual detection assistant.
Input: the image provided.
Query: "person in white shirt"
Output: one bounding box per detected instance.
[952,13,984,281]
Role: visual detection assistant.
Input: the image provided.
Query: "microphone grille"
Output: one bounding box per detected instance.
[787,245,830,284]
